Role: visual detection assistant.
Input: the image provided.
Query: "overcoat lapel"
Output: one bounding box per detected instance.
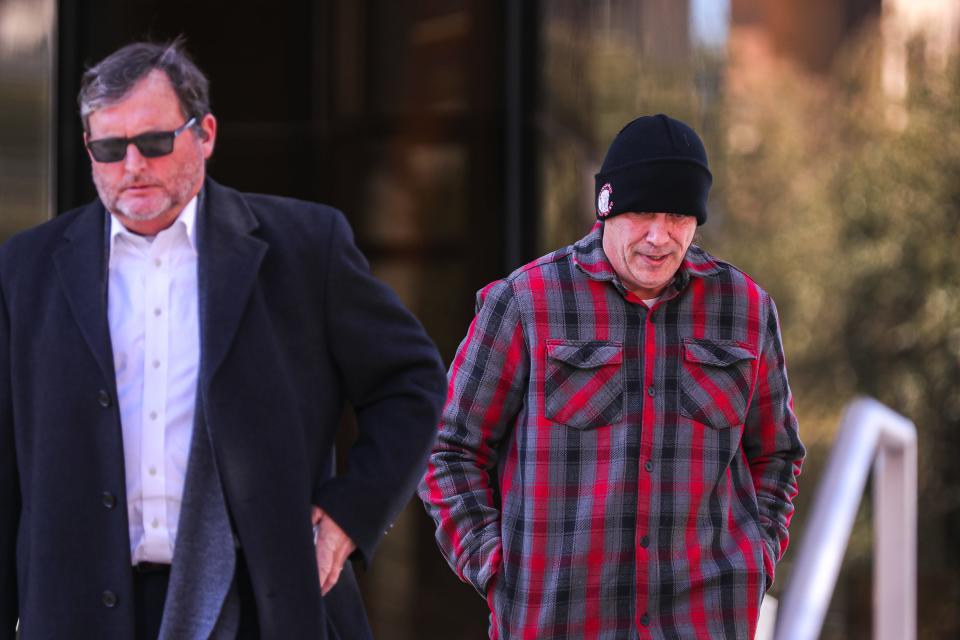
[196,180,268,386]
[161,180,267,638]
[53,202,116,384]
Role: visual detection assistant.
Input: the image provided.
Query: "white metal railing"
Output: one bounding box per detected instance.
[775,397,917,640]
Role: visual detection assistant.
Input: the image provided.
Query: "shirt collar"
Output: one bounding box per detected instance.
[571,220,724,295]
[108,195,199,262]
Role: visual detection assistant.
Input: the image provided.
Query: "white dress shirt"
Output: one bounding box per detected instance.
[108,197,199,565]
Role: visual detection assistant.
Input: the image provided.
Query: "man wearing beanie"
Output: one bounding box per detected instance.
[420,114,805,638]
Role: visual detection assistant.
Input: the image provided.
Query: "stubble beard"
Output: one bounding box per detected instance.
[624,244,682,294]
[93,153,203,224]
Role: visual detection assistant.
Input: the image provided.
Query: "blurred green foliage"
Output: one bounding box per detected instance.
[718,31,960,635]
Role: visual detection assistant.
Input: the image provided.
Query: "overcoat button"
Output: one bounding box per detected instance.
[101,492,116,509]
[97,390,111,408]
[101,590,117,608]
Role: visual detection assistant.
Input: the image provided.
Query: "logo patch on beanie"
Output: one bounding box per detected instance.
[597,183,614,218]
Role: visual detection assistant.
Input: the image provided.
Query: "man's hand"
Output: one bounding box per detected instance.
[312,506,357,596]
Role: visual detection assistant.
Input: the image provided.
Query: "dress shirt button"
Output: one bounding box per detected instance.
[101,590,118,608]
[640,613,650,626]
[153,308,162,317]
[154,258,162,267]
[644,460,653,473]
[152,359,160,369]
[149,411,158,421]
[151,518,160,529]
[640,535,650,548]
[101,492,116,509]
[148,466,157,476]
[647,385,655,397]
[97,390,111,408]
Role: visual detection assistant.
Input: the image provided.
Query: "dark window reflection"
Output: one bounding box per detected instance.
[0,0,55,242]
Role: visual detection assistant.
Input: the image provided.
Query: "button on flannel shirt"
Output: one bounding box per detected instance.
[420,224,805,639]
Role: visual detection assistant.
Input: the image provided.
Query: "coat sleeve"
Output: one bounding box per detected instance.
[311,211,446,565]
[0,260,19,638]
[742,294,805,590]
[418,278,529,596]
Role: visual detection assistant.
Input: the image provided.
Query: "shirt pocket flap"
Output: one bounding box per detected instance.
[544,340,624,429]
[546,341,623,369]
[683,339,756,368]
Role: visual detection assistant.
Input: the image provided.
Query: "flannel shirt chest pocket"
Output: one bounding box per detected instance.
[680,338,757,430]
[544,340,624,429]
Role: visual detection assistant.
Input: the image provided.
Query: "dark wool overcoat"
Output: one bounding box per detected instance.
[0,178,446,639]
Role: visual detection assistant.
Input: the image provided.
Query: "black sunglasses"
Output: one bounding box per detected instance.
[86,117,197,163]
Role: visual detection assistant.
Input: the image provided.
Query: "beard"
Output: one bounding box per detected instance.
[92,150,203,225]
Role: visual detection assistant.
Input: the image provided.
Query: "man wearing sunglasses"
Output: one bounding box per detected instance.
[0,39,445,639]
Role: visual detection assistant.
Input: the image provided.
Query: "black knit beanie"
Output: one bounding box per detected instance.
[594,114,712,225]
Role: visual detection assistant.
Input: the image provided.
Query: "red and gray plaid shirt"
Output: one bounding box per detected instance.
[420,223,804,639]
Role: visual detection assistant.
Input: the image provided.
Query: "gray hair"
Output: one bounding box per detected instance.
[78,37,211,134]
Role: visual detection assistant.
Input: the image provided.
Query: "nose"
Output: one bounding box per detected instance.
[123,143,148,172]
[644,213,668,244]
